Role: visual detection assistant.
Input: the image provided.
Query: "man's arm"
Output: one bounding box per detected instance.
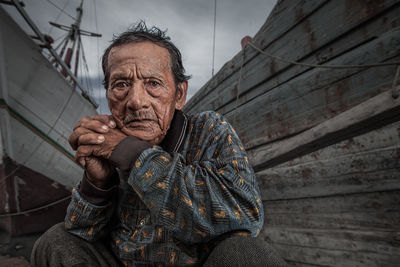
[127,112,264,243]
[65,115,125,241]
[64,174,118,241]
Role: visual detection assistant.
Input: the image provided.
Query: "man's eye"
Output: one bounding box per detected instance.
[147,80,161,88]
[115,81,130,88]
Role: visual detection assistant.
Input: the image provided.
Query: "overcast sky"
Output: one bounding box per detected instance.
[4,0,276,113]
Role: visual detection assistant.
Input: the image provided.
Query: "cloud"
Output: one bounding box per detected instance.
[5,0,276,113]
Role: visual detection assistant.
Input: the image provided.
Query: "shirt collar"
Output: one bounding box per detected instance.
[160,109,188,154]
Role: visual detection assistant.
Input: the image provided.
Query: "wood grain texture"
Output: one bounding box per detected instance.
[271,242,400,267]
[185,0,400,117]
[183,0,400,266]
[263,228,400,256]
[250,86,400,171]
[262,190,400,230]
[234,32,400,150]
[258,120,400,200]
[275,119,400,167]
[185,0,329,112]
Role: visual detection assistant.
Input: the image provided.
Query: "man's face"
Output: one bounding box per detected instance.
[106,41,187,145]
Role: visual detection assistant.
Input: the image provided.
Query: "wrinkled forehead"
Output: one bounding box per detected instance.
[108,42,171,75]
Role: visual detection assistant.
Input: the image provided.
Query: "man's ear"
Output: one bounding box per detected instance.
[175,80,188,110]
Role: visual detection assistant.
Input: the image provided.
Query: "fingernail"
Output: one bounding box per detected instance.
[98,135,105,142]
[109,121,116,128]
[102,125,109,131]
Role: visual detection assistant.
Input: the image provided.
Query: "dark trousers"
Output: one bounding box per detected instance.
[31,223,121,267]
[31,223,287,267]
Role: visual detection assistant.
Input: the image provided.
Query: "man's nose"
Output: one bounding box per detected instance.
[126,82,150,110]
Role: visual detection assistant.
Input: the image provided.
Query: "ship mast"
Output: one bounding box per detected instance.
[2,0,98,107]
[49,0,101,84]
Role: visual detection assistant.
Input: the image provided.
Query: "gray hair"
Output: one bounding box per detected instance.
[101,21,191,89]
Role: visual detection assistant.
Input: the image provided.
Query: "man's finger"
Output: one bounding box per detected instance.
[73,116,90,130]
[73,115,116,131]
[78,119,111,134]
[76,145,96,159]
[91,115,116,128]
[68,127,93,150]
[77,133,105,147]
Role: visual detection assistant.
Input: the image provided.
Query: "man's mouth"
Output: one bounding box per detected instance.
[123,111,158,130]
[125,118,157,128]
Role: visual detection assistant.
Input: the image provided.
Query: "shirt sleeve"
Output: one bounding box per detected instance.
[64,136,150,242]
[127,112,264,243]
[64,177,118,242]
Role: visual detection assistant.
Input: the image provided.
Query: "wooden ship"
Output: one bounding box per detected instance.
[184,0,400,266]
[0,0,98,242]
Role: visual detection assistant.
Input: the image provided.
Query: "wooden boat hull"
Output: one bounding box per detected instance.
[185,0,400,265]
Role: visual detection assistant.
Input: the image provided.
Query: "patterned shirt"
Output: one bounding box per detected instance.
[65,111,264,266]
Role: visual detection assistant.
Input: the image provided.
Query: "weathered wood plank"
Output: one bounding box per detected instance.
[262,190,400,230]
[285,261,328,267]
[249,85,400,171]
[185,0,329,111]
[185,0,400,117]
[182,1,400,266]
[221,4,400,118]
[271,242,400,267]
[185,0,329,112]
[263,189,400,215]
[275,118,400,167]
[253,0,326,45]
[186,0,391,112]
[264,204,400,230]
[262,228,400,256]
[258,148,400,200]
[255,117,400,200]
[231,33,400,150]
[232,30,400,150]
[218,6,400,119]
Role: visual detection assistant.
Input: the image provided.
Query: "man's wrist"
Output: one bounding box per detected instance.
[85,170,117,189]
[79,171,119,205]
[109,136,151,176]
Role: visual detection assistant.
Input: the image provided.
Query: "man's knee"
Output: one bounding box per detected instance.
[31,222,69,266]
[31,222,120,267]
[204,235,287,267]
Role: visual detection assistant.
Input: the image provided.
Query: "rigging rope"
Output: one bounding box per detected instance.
[93,0,102,114]
[234,48,245,125]
[247,42,400,69]
[40,34,67,60]
[234,41,400,120]
[0,195,72,217]
[211,0,217,76]
[79,35,94,98]
[0,0,102,217]
[47,0,72,35]
[45,0,75,20]
[52,32,68,44]
[54,33,69,52]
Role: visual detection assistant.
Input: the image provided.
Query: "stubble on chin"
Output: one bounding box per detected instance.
[120,124,165,145]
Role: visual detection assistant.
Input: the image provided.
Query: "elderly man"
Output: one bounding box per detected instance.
[31,23,285,267]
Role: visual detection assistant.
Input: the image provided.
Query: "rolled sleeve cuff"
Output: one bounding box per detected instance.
[78,172,119,205]
[109,136,151,177]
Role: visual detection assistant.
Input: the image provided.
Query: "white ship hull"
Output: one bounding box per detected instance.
[0,6,98,236]
[0,6,97,188]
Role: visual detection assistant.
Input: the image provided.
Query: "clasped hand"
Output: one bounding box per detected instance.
[68,115,127,188]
